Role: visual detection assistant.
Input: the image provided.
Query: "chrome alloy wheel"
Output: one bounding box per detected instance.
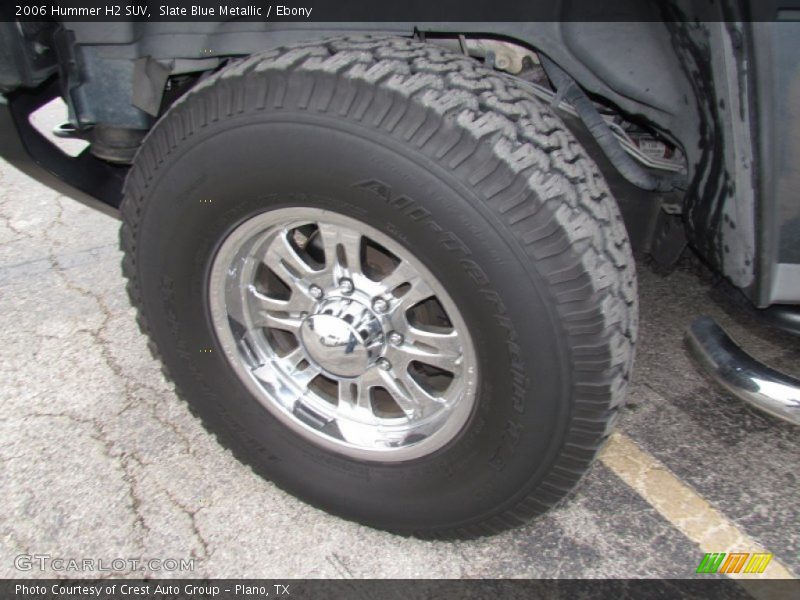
[208,208,478,462]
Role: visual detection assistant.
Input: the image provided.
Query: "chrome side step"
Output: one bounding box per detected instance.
[685,316,800,426]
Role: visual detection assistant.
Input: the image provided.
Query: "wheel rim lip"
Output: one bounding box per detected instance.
[208,207,478,462]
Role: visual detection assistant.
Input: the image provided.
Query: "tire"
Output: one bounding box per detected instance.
[120,35,637,538]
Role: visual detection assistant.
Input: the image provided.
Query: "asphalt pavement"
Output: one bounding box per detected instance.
[0,154,797,580]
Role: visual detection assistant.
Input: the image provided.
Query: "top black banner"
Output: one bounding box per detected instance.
[3,0,800,22]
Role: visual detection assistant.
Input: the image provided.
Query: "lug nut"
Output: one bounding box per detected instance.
[388,331,404,346]
[372,297,389,313]
[340,278,354,294]
[377,358,392,371]
[309,285,323,300]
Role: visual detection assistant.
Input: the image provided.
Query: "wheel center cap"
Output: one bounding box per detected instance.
[300,298,383,378]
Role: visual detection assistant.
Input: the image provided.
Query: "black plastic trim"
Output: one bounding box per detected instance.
[0,77,125,219]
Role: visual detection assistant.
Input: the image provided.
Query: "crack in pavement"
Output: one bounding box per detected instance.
[15,410,151,554]
[162,490,213,563]
[25,195,209,567]
[0,194,35,244]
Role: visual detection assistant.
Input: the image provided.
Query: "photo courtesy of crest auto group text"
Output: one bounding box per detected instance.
[0,0,798,598]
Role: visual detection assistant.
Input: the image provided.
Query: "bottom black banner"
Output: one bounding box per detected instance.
[1,579,798,600]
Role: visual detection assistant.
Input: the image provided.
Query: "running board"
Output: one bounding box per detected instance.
[685,316,800,426]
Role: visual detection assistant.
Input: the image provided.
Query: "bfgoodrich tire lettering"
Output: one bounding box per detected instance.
[120,36,637,538]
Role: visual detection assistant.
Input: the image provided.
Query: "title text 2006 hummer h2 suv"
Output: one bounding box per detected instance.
[1,2,798,537]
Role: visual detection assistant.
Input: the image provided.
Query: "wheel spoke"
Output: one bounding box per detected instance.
[248,286,313,330]
[280,346,308,371]
[249,286,292,312]
[251,346,319,390]
[239,330,269,365]
[260,313,304,333]
[407,325,461,354]
[378,260,417,294]
[380,262,435,315]
[316,222,362,279]
[336,376,374,420]
[385,330,461,373]
[292,362,321,390]
[377,368,437,419]
[264,231,324,292]
[399,278,435,312]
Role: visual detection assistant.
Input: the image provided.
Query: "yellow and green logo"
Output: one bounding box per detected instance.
[696,552,773,574]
